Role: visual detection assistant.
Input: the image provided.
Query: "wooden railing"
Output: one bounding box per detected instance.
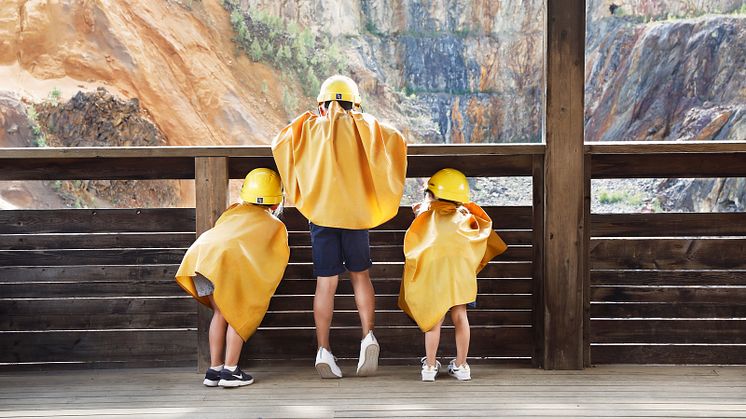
[0,144,545,370]
[1,142,745,369]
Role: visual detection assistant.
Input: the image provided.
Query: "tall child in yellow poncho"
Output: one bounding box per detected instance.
[399,168,507,382]
[272,75,407,378]
[175,168,290,388]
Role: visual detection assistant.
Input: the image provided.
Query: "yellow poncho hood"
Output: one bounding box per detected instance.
[399,201,507,332]
[175,203,290,341]
[271,102,407,229]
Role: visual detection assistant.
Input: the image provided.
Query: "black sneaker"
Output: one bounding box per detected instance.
[218,367,254,388]
[203,367,221,387]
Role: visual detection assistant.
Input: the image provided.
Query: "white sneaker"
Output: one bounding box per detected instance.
[356,331,380,376]
[421,357,441,382]
[315,347,342,379]
[448,359,471,381]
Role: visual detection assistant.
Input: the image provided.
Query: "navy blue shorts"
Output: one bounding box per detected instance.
[309,222,372,277]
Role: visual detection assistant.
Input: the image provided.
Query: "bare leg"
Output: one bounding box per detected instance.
[451,305,470,365]
[207,295,227,368]
[349,269,375,337]
[224,325,244,366]
[314,275,339,350]
[425,317,445,367]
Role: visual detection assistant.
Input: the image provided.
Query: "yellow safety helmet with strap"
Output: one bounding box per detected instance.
[317,75,362,106]
[240,168,283,205]
[426,168,470,203]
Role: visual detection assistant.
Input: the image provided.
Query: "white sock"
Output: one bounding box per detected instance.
[210,364,223,371]
[224,365,237,372]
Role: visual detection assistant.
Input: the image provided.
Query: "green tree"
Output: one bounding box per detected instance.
[249,40,263,61]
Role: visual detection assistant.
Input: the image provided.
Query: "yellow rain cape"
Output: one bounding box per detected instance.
[175,203,290,341]
[272,102,407,229]
[398,201,507,332]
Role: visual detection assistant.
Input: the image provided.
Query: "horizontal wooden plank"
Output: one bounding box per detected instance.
[0,261,533,283]
[260,310,533,328]
[406,155,533,177]
[0,280,185,298]
[243,327,533,360]
[0,233,196,250]
[281,206,534,231]
[0,249,187,266]
[0,144,546,159]
[591,213,746,237]
[0,265,179,283]
[275,278,533,296]
[591,153,746,178]
[267,294,533,311]
[590,238,746,270]
[586,141,746,154]
[290,245,531,263]
[0,209,195,234]
[0,330,196,364]
[591,344,746,364]
[0,158,195,180]
[591,303,746,319]
[591,287,746,304]
[0,230,532,251]
[0,298,193,330]
[0,245,530,266]
[288,229,533,247]
[592,270,746,286]
[591,319,746,344]
[1,206,531,234]
[0,278,532,299]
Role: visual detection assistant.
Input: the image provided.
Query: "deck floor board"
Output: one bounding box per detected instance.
[0,364,744,418]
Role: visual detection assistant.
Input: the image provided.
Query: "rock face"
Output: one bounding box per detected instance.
[0,0,289,146]
[0,91,34,147]
[35,87,166,148]
[586,15,746,142]
[31,89,179,209]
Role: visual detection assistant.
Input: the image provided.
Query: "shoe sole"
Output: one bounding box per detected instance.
[449,373,471,381]
[356,343,380,377]
[315,362,342,379]
[218,378,254,387]
[203,379,219,387]
[421,374,437,382]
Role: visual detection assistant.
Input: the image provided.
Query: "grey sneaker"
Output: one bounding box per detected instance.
[447,359,471,381]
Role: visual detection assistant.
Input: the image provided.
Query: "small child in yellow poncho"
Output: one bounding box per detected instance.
[175,168,290,388]
[398,168,507,382]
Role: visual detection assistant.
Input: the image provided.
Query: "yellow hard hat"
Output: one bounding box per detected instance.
[426,168,470,203]
[317,75,362,106]
[240,168,282,205]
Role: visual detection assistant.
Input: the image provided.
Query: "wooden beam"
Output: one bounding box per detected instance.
[194,157,229,372]
[531,155,545,368]
[543,0,586,369]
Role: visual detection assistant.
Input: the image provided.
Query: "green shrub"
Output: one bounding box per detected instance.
[249,40,263,61]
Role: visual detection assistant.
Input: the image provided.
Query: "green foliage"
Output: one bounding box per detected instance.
[249,39,263,61]
[26,105,47,147]
[48,87,61,105]
[223,2,348,102]
[598,190,643,206]
[282,87,298,116]
[735,4,746,14]
[260,80,269,95]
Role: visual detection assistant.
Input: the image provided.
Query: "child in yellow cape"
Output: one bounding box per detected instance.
[398,168,507,382]
[272,75,407,379]
[175,168,290,388]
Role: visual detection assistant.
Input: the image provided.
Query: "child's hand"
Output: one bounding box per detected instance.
[412,202,422,215]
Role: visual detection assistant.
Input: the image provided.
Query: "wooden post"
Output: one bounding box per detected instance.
[532,155,545,368]
[194,157,229,372]
[543,0,586,369]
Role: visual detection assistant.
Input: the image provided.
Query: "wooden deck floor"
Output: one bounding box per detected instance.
[0,364,744,418]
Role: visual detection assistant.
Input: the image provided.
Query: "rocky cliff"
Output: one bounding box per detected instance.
[0,0,744,211]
